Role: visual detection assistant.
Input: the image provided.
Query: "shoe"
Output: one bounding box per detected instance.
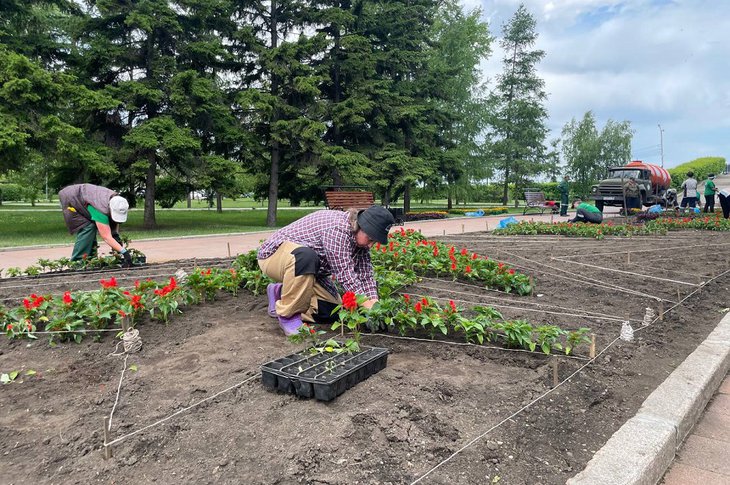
[278,314,303,336]
[267,283,282,318]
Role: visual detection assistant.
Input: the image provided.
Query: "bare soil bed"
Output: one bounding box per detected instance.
[1,231,729,485]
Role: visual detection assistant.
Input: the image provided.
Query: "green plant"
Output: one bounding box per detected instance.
[534,325,565,355]
[496,320,534,350]
[565,328,591,355]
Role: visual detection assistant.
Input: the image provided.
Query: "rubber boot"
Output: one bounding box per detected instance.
[267,283,283,318]
[277,314,303,336]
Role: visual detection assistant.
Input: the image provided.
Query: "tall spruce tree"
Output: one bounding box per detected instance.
[486,4,548,206]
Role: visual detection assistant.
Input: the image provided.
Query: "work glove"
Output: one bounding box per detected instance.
[121,250,133,268]
[112,232,124,247]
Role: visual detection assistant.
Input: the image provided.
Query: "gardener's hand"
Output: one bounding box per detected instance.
[121,250,133,268]
[362,298,377,309]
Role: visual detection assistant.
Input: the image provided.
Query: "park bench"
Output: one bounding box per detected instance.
[324,190,375,211]
[523,189,559,215]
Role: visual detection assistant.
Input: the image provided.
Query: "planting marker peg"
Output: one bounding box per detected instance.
[659,300,664,321]
[227,242,231,258]
[462,224,465,234]
[552,359,559,387]
[103,417,112,459]
[589,334,596,359]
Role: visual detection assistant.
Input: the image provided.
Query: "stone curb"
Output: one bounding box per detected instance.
[567,311,730,485]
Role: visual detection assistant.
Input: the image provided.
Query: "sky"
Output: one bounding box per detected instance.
[462,0,730,170]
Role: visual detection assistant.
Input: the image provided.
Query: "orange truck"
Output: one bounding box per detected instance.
[589,160,672,211]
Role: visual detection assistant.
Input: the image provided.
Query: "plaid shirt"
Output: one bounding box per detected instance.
[257,210,377,299]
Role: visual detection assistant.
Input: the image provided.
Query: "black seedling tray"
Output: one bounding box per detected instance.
[261,345,389,401]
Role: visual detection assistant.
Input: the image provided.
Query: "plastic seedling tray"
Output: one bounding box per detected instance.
[261,344,389,401]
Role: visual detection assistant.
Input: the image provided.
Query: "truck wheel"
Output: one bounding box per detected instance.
[595,200,604,212]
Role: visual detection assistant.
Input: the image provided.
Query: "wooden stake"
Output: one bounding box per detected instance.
[552,359,559,387]
[529,275,534,296]
[462,224,465,234]
[659,300,664,321]
[227,242,231,258]
[627,251,631,263]
[677,288,681,302]
[486,220,489,231]
[589,334,596,359]
[550,214,554,224]
[103,417,113,459]
[121,316,130,333]
[443,229,446,236]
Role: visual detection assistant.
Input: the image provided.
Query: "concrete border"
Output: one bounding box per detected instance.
[567,312,730,485]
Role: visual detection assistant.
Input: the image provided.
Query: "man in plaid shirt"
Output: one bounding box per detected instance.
[258,206,395,335]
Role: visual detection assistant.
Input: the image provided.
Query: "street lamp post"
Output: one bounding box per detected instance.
[658,124,665,168]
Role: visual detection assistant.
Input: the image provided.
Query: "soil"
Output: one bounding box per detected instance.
[1,231,729,485]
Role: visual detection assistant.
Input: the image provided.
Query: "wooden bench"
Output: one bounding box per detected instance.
[523,190,559,215]
[325,191,375,210]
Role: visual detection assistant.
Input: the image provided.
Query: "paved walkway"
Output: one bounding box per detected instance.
[1,203,726,483]
[662,374,730,484]
[0,209,583,269]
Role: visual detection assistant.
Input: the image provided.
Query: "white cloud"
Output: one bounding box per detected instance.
[465,0,730,167]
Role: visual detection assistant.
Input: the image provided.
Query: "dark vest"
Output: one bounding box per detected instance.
[58,184,117,234]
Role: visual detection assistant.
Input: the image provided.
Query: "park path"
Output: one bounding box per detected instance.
[0,209,578,269]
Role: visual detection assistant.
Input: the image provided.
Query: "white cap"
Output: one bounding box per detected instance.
[109,196,129,223]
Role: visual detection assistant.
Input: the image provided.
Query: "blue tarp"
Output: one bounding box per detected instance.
[497,216,519,229]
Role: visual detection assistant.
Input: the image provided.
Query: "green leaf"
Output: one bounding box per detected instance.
[9,371,19,380]
[128,364,138,372]
[0,374,10,384]
[25,370,36,376]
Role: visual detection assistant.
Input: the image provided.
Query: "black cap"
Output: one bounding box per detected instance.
[357,206,395,244]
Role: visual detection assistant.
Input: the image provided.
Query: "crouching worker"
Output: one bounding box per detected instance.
[568,198,603,224]
[59,183,133,266]
[257,206,395,336]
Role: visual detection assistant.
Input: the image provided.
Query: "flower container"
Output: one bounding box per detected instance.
[261,345,389,401]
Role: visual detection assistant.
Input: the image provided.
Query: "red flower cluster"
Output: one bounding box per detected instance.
[100,277,118,288]
[154,277,178,297]
[23,294,45,310]
[342,291,358,311]
[448,300,457,313]
[62,291,73,305]
[414,302,423,313]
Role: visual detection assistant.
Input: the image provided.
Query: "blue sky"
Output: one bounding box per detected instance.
[463,0,729,169]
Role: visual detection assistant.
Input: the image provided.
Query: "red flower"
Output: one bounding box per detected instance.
[23,298,32,310]
[375,242,381,250]
[389,242,394,251]
[100,277,117,288]
[433,247,439,257]
[403,294,411,303]
[421,297,429,306]
[7,324,12,330]
[508,269,515,275]
[460,248,468,256]
[134,280,140,288]
[63,291,73,305]
[310,327,316,335]
[130,295,143,309]
[414,302,422,313]
[342,291,358,311]
[449,246,455,254]
[465,265,472,274]
[118,310,127,317]
[449,300,457,313]
[451,262,457,271]
[471,253,478,260]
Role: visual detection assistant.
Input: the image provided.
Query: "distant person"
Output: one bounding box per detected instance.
[568,198,603,224]
[558,175,570,216]
[257,206,395,336]
[703,174,718,213]
[680,171,698,210]
[718,185,730,219]
[623,177,641,211]
[58,184,132,266]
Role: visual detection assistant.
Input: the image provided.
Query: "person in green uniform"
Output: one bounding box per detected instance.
[703,174,718,213]
[558,175,570,216]
[568,198,603,224]
[58,183,133,266]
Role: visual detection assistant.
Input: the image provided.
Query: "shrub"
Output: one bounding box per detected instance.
[668,157,725,189]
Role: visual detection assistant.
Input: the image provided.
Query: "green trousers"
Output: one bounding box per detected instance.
[71,223,98,261]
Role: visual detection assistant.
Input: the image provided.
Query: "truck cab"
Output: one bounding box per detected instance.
[590,162,670,212]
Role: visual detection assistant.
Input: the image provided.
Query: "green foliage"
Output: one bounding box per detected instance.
[668,157,725,189]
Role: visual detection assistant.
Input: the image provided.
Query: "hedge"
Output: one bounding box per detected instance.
[668,157,726,189]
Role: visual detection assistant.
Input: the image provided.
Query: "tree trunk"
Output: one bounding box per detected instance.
[216,192,223,213]
[143,153,157,229]
[266,0,280,227]
[403,184,411,214]
[502,165,510,206]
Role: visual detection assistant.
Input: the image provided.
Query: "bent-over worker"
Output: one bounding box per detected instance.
[257,206,395,336]
[58,183,132,266]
